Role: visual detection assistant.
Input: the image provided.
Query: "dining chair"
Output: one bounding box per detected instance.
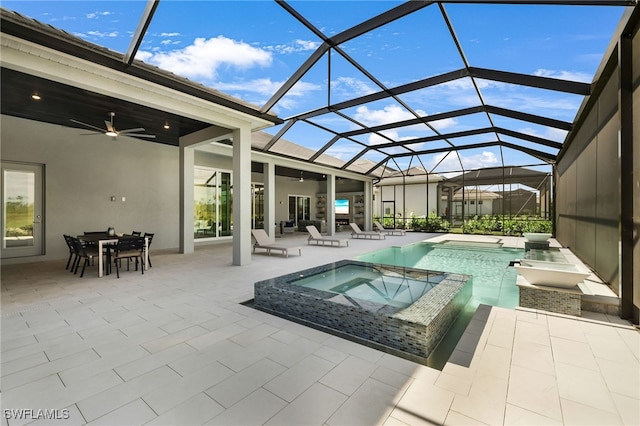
[131,231,141,236]
[63,234,76,270]
[143,232,154,267]
[112,236,145,278]
[71,237,100,277]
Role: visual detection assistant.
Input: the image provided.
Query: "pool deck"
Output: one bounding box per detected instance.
[1,232,638,425]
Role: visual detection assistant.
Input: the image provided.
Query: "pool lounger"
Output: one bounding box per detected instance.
[251,229,301,257]
[374,221,406,236]
[350,223,386,239]
[306,225,349,247]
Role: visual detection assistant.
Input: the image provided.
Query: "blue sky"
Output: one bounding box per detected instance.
[3,1,627,174]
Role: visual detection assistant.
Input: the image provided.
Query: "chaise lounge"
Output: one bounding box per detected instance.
[349,222,385,239]
[374,221,406,236]
[306,225,349,247]
[251,229,301,257]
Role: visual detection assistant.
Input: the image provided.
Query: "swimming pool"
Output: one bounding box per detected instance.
[358,241,525,309]
[358,241,525,368]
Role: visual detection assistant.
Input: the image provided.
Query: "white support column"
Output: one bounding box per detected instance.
[364,180,373,231]
[264,162,276,238]
[179,145,195,254]
[326,174,336,235]
[232,124,252,265]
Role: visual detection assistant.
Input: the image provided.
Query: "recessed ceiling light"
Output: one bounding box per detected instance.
[31,93,41,100]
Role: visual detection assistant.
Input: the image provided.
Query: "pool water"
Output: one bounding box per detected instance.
[291,264,446,309]
[358,241,524,310]
[358,241,525,369]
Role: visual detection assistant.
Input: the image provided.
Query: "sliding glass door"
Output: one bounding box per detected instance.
[288,195,310,224]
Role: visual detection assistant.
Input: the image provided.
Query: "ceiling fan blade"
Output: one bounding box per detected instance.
[70,119,106,133]
[104,120,115,133]
[79,132,104,135]
[119,128,146,134]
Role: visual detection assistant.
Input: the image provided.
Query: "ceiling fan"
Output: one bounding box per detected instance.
[70,112,156,139]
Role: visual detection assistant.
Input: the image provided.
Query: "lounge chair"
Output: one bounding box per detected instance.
[374,221,406,236]
[251,229,301,257]
[306,225,348,247]
[349,223,385,239]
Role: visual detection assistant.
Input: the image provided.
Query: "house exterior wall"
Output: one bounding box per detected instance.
[1,115,180,264]
[374,183,439,219]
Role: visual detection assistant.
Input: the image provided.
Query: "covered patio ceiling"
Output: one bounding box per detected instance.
[1,1,635,178]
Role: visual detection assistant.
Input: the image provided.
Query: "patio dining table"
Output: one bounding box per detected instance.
[78,233,148,277]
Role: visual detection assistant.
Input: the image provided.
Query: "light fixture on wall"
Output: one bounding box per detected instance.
[31,93,41,100]
[299,171,304,182]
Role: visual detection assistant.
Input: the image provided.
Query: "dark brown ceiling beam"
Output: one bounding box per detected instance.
[123,0,159,66]
[341,106,485,137]
[485,105,572,130]
[501,142,556,163]
[371,127,497,150]
[263,1,432,114]
[309,135,340,162]
[497,127,563,149]
[367,125,562,150]
[341,148,370,170]
[339,104,572,139]
[261,42,329,113]
[262,119,296,151]
[289,68,470,121]
[329,1,434,46]
[389,140,556,162]
[469,67,591,95]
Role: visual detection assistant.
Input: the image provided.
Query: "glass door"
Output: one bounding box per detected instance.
[251,184,264,229]
[288,195,310,225]
[1,162,44,258]
[194,167,233,239]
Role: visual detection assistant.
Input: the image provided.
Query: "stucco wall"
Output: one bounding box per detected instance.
[1,115,180,263]
[375,183,440,219]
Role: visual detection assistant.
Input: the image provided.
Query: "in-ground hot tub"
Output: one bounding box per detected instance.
[254,260,472,361]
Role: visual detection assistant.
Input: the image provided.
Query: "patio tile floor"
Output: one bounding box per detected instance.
[2,232,638,425]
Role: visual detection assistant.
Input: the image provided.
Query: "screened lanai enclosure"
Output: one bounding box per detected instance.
[373,165,552,234]
[1,1,638,321]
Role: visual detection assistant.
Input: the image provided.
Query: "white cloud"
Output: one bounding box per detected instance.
[160,39,181,46]
[160,32,181,37]
[86,11,112,19]
[534,68,592,83]
[139,36,272,80]
[431,150,499,172]
[268,39,321,54]
[518,126,568,143]
[331,77,377,98]
[354,105,458,142]
[216,78,320,98]
[79,30,118,38]
[354,104,416,127]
